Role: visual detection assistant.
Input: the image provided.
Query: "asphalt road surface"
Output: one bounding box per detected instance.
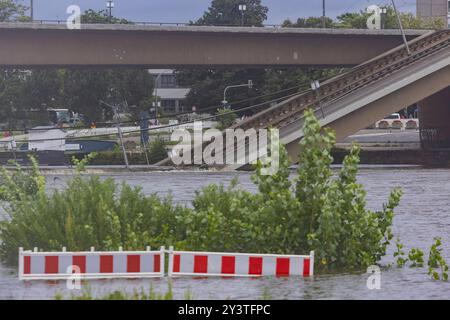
[341,129,420,144]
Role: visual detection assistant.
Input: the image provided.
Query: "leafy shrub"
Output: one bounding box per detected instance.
[215,107,237,131]
[148,137,168,164]
[185,110,402,271]
[408,248,424,268]
[428,237,449,281]
[0,158,189,265]
[56,282,187,300]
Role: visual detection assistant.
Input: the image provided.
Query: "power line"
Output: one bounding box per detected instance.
[7,88,313,144]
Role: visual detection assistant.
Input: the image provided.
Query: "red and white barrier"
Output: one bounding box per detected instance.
[168,247,314,277]
[18,246,165,280]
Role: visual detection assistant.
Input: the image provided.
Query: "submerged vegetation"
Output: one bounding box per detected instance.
[0,110,402,272]
[55,282,194,300]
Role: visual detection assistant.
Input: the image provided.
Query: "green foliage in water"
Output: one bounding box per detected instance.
[428,237,449,281]
[0,157,189,265]
[0,109,402,272]
[178,109,402,271]
[394,238,408,268]
[408,248,425,268]
[55,281,188,300]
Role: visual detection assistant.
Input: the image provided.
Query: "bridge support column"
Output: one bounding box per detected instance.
[419,86,450,149]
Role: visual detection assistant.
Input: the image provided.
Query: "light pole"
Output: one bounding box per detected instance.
[380,7,387,29]
[106,1,114,23]
[322,0,326,28]
[222,80,253,107]
[30,0,34,22]
[151,72,163,125]
[239,4,247,26]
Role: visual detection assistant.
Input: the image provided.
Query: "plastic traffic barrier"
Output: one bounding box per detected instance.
[168,247,314,277]
[18,246,165,280]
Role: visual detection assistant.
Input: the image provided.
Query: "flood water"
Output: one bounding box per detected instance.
[1,166,450,300]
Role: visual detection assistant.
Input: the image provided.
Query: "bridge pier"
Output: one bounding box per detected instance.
[419,86,450,150]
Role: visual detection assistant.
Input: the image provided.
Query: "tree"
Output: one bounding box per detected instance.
[81,9,131,25]
[0,0,28,22]
[336,6,444,30]
[177,68,266,113]
[215,106,237,130]
[282,17,334,28]
[194,0,268,26]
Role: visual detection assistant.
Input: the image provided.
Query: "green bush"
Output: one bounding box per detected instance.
[0,109,402,272]
[215,107,237,131]
[184,109,402,271]
[0,159,189,265]
[148,137,168,164]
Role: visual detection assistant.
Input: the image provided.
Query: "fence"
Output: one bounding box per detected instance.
[18,247,314,280]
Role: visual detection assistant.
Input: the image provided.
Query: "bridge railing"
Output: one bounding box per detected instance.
[24,20,283,28]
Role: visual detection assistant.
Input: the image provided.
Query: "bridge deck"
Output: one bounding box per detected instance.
[0,23,429,67]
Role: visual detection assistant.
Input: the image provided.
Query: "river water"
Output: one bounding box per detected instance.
[1,166,450,300]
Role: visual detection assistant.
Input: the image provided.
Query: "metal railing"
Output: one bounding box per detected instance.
[21,19,283,28]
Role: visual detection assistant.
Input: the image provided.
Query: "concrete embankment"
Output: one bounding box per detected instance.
[332,145,450,166]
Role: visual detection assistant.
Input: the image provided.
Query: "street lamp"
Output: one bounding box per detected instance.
[380,7,387,29]
[30,0,34,22]
[222,80,253,107]
[322,0,326,28]
[106,1,114,23]
[238,4,247,26]
[151,72,163,124]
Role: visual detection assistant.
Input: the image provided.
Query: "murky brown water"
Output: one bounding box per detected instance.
[1,166,450,299]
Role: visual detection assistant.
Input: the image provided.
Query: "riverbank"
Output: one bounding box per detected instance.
[3,146,449,172]
[333,145,450,166]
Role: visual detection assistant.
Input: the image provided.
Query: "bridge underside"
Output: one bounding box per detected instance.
[0,23,426,67]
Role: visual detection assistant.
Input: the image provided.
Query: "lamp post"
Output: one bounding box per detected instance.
[151,72,163,124]
[380,7,387,29]
[322,0,326,28]
[238,4,247,26]
[222,80,253,107]
[30,0,34,22]
[106,1,114,23]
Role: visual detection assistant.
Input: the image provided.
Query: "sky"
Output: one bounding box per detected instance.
[24,0,417,25]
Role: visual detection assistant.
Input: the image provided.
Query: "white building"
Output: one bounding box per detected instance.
[148,69,191,113]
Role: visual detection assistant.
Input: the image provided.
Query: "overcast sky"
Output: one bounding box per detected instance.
[25,0,417,24]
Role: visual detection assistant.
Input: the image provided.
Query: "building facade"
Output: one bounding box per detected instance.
[417,0,449,27]
[148,69,190,114]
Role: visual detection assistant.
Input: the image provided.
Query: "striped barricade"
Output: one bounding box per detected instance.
[168,247,314,277]
[18,246,165,280]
